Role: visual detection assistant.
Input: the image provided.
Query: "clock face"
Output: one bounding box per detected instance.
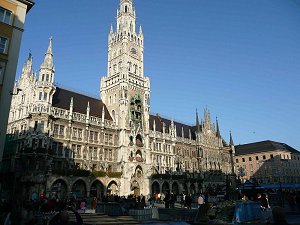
[131,48,137,55]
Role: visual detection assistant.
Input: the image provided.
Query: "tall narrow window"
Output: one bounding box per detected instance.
[44,92,48,101]
[39,92,43,100]
[0,37,8,54]
[125,5,128,13]
[40,121,44,132]
[0,7,12,25]
[53,124,59,134]
[59,125,65,136]
[46,74,49,82]
[0,62,5,85]
[34,121,38,130]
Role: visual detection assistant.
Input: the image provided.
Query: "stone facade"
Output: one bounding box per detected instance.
[4,0,234,200]
[235,140,300,184]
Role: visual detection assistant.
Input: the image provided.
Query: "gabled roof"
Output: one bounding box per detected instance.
[52,87,112,120]
[149,114,196,140]
[235,140,299,156]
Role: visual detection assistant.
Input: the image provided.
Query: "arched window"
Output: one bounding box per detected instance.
[118,62,121,72]
[136,134,143,147]
[112,110,116,121]
[125,5,128,13]
[128,62,131,72]
[134,65,137,74]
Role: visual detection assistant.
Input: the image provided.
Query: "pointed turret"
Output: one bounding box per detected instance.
[216,117,221,137]
[110,24,113,33]
[101,105,105,124]
[229,131,234,146]
[21,51,33,77]
[41,36,54,70]
[138,25,143,36]
[69,97,73,121]
[204,108,211,129]
[68,97,73,129]
[86,102,90,122]
[196,109,200,133]
[229,131,235,174]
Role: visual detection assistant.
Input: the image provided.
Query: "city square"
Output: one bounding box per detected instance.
[0,0,300,224]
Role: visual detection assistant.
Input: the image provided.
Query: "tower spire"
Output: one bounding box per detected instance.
[230,131,234,146]
[216,117,221,137]
[22,51,33,76]
[196,109,200,133]
[41,36,54,70]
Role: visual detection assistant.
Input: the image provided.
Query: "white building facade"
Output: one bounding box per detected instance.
[4,0,234,199]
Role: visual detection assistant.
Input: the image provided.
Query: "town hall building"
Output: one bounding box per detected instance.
[3,0,235,200]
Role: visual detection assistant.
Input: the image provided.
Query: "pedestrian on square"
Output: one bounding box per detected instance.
[164,191,171,208]
[91,197,97,210]
[170,192,176,208]
[154,193,158,204]
[79,199,86,213]
[197,193,204,208]
[185,194,192,209]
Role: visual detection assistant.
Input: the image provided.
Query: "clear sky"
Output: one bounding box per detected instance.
[16,0,300,149]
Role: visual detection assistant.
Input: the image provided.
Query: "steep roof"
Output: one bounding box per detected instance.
[52,87,112,120]
[235,140,299,156]
[149,114,196,140]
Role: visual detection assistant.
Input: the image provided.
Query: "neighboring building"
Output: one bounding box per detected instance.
[235,140,300,185]
[0,0,34,163]
[3,0,235,200]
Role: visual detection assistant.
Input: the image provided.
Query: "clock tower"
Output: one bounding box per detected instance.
[100,0,151,195]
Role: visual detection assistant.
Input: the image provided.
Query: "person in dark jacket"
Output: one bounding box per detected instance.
[185,194,192,209]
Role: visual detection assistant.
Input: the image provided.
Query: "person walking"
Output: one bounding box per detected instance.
[164,191,171,209]
[197,193,204,208]
[91,197,97,210]
[185,194,192,209]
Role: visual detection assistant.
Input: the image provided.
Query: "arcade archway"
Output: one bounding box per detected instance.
[51,179,68,199]
[107,181,119,195]
[152,181,160,194]
[71,179,87,198]
[172,182,179,195]
[130,180,140,196]
[162,181,170,194]
[90,180,105,198]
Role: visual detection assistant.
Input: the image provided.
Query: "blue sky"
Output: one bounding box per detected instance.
[16,0,300,149]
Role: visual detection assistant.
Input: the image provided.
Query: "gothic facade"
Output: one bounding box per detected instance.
[4,0,235,199]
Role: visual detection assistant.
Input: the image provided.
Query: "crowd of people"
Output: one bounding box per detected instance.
[2,189,300,224]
